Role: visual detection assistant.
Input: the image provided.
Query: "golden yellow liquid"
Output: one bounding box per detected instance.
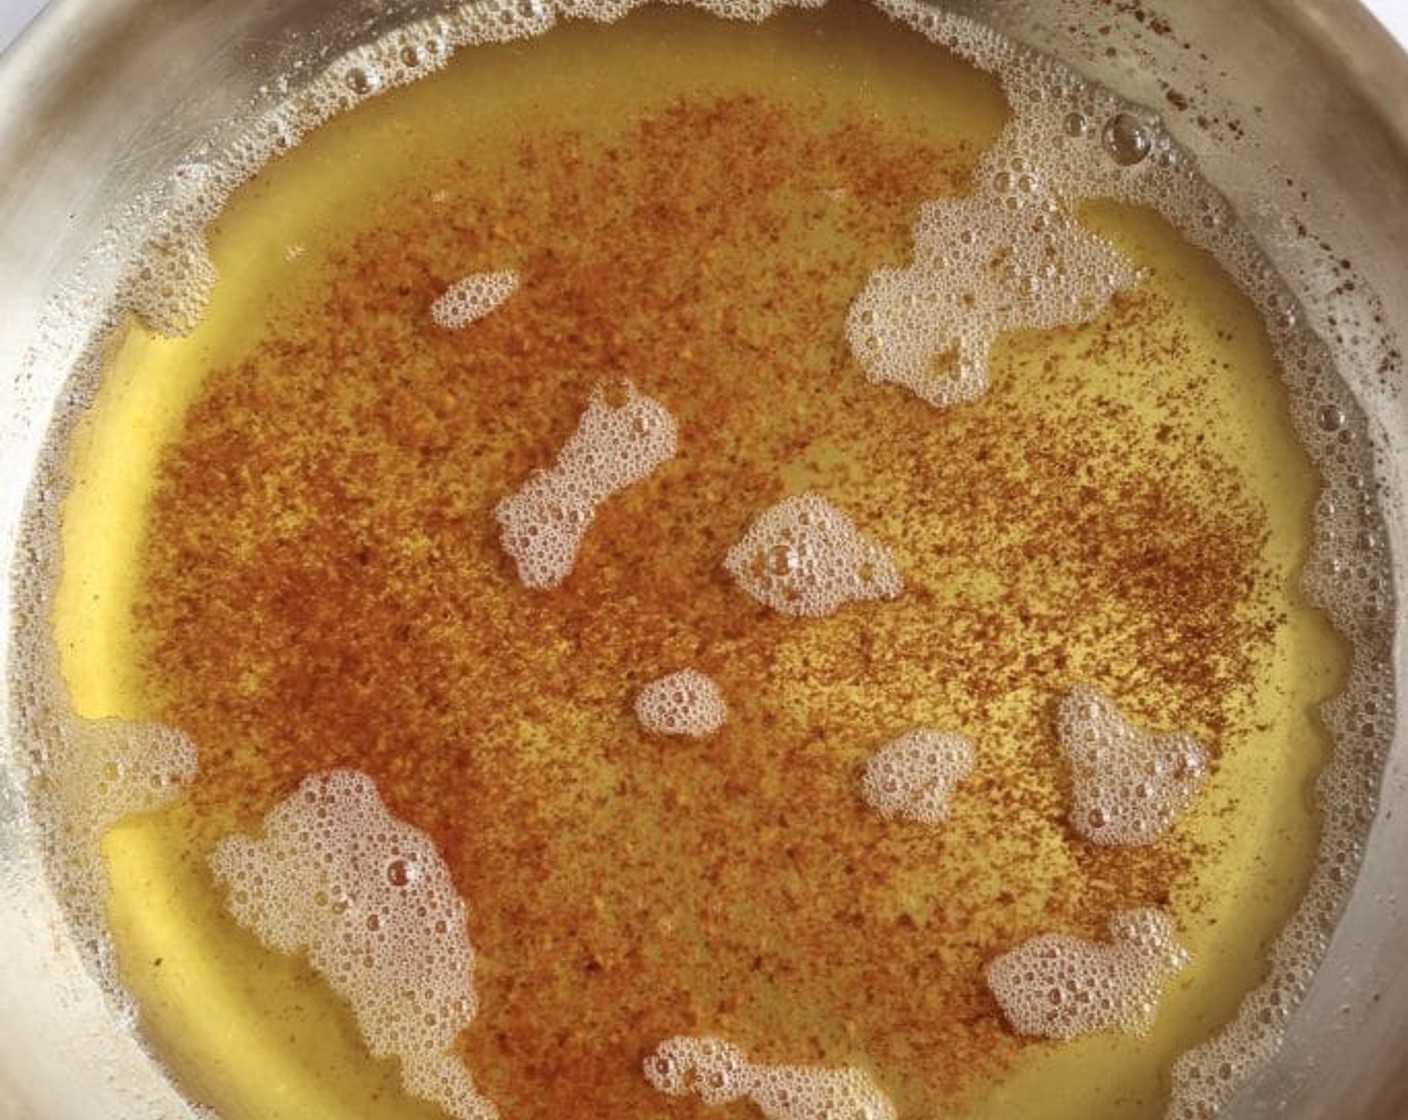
[52,3,1343,1118]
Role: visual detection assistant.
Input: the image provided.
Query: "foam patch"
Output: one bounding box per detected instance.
[635,669,728,738]
[431,270,519,329]
[986,908,1190,1040]
[846,188,1138,408]
[724,492,903,617]
[210,770,496,1120]
[496,381,678,589]
[861,728,975,825]
[49,715,198,838]
[644,1035,895,1120]
[1058,685,1208,846]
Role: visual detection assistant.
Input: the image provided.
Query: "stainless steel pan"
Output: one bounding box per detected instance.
[1,2,1404,1116]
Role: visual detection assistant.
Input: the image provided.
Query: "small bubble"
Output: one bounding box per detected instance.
[1317,403,1347,432]
[766,544,800,577]
[1064,111,1092,138]
[386,858,418,887]
[1102,112,1152,166]
[345,67,373,96]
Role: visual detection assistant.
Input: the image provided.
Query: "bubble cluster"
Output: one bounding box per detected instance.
[30,713,199,969]
[209,770,496,1120]
[122,163,222,337]
[643,1036,895,1120]
[724,493,903,617]
[496,381,678,589]
[860,728,975,825]
[1101,112,1153,167]
[635,669,728,738]
[845,186,1139,409]
[430,270,519,329]
[1057,685,1208,847]
[986,908,1190,1040]
[45,715,198,838]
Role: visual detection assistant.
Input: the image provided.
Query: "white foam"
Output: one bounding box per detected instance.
[846,186,1139,409]
[33,713,198,970]
[635,669,728,738]
[120,162,222,337]
[861,728,975,825]
[45,715,198,839]
[209,770,496,1120]
[986,908,1190,1040]
[495,381,677,588]
[644,1035,895,1120]
[724,492,903,617]
[559,0,823,21]
[430,270,519,329]
[1057,685,1208,847]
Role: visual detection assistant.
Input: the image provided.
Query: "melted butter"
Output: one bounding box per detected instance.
[54,3,1343,1118]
